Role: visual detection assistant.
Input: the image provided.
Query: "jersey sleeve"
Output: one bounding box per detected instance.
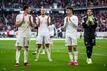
[16,15,21,22]
[48,16,51,24]
[72,16,78,27]
[16,14,24,23]
[63,17,68,29]
[69,16,78,27]
[36,16,40,27]
[30,15,34,24]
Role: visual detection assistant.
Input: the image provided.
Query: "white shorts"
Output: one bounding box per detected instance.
[36,35,50,44]
[16,36,30,47]
[49,38,53,45]
[65,35,77,46]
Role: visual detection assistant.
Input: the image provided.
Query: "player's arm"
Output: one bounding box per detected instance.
[62,17,68,29]
[29,15,34,27]
[34,17,38,28]
[47,16,51,26]
[34,17,38,36]
[36,17,40,27]
[91,17,98,29]
[82,17,88,28]
[15,15,24,27]
[69,16,78,28]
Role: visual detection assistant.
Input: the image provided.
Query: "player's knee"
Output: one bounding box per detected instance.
[73,47,77,51]
[37,44,41,48]
[16,46,22,50]
[86,44,91,48]
[24,46,28,51]
[68,46,72,52]
[45,44,49,48]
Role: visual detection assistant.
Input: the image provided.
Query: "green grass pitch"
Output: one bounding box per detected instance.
[0,39,107,71]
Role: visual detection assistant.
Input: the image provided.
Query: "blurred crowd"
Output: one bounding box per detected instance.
[0,11,107,31]
[0,0,107,9]
[0,0,107,38]
[77,11,107,32]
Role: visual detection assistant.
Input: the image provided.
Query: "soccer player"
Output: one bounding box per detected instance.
[48,24,55,55]
[15,5,33,67]
[82,9,97,64]
[35,7,52,62]
[63,6,78,65]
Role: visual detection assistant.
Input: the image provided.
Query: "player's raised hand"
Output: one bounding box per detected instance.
[68,17,71,22]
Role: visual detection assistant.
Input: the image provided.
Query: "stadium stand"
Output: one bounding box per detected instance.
[0,0,107,38]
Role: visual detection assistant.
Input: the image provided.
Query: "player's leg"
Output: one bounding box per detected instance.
[45,35,52,61]
[24,46,30,67]
[23,37,30,67]
[84,37,93,64]
[72,38,78,65]
[45,44,52,61]
[66,37,73,64]
[87,45,93,58]
[49,38,53,56]
[16,46,22,67]
[89,37,96,58]
[68,46,74,65]
[15,36,23,67]
[86,45,93,64]
[35,36,42,61]
[40,36,45,54]
[35,44,42,61]
[41,44,45,54]
[73,45,78,65]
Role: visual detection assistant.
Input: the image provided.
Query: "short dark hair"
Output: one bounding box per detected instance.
[66,6,74,11]
[23,5,29,11]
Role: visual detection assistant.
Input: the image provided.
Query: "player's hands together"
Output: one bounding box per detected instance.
[66,17,71,23]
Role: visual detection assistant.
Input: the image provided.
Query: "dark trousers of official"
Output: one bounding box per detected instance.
[84,37,95,58]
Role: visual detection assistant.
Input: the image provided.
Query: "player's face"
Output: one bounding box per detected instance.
[41,9,45,15]
[26,7,31,14]
[87,9,93,16]
[66,9,72,16]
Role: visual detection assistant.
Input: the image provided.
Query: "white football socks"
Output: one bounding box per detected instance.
[45,48,52,61]
[73,51,78,62]
[68,52,73,62]
[16,49,20,64]
[35,48,42,61]
[24,47,28,63]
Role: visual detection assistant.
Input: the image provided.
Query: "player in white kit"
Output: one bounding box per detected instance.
[35,7,52,62]
[15,5,33,67]
[63,6,79,65]
[48,24,55,55]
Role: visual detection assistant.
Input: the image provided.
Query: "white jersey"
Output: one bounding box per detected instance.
[16,14,33,37]
[48,24,55,36]
[64,15,78,37]
[36,15,51,35]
